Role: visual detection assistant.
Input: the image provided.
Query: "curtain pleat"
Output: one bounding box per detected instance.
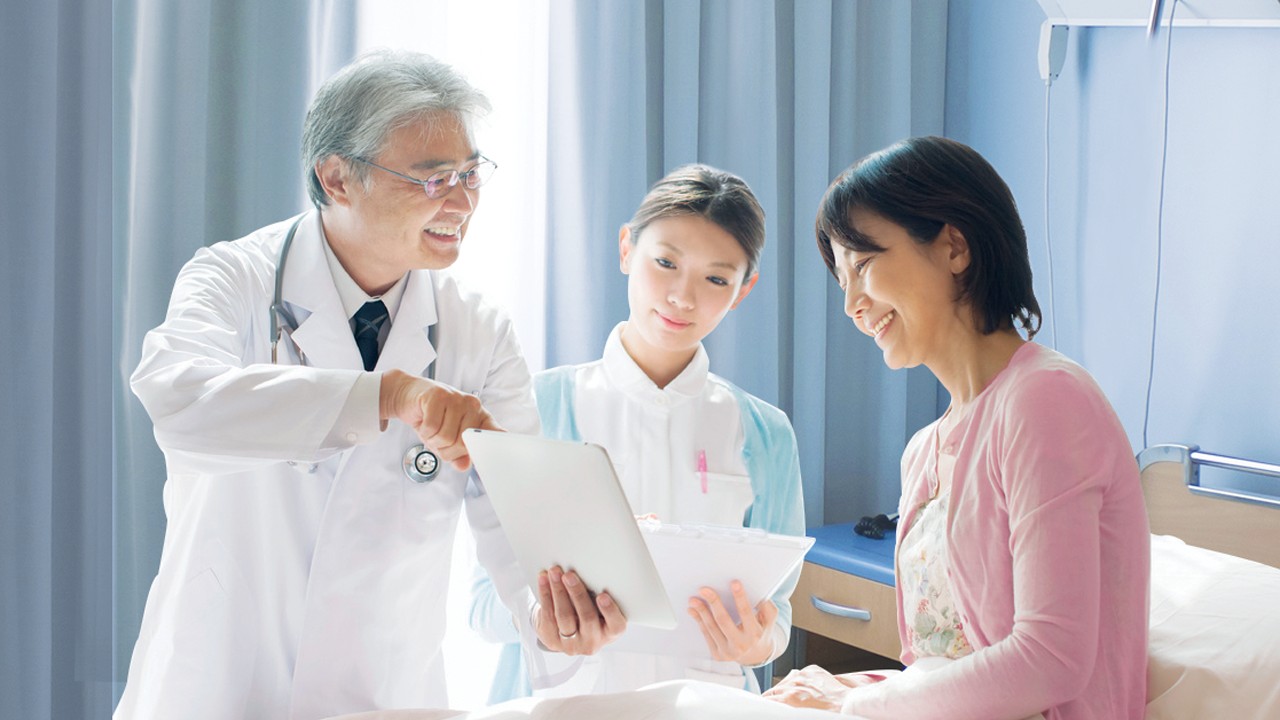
[542,0,950,527]
[110,0,357,710]
[1,0,114,717]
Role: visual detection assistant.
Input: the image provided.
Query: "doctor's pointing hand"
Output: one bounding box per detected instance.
[380,368,503,471]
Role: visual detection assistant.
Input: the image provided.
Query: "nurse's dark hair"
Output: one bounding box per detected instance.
[301,49,490,208]
[815,136,1041,339]
[627,164,766,278]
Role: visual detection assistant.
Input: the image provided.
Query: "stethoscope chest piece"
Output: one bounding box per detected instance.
[403,444,441,483]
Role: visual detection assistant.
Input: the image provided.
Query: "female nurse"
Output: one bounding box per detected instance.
[763,136,1149,719]
[470,164,805,700]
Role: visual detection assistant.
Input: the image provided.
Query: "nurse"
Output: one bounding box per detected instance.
[117,51,615,720]
[470,164,806,699]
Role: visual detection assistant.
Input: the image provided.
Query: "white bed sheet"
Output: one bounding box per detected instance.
[328,680,844,720]
[331,534,1280,720]
[1143,534,1280,720]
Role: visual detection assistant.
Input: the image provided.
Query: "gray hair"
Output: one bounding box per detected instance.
[302,49,491,208]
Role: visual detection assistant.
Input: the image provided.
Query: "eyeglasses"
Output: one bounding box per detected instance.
[352,156,497,199]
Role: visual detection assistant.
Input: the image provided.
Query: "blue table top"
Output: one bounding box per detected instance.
[804,522,896,587]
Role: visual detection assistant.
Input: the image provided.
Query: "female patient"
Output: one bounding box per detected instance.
[765,137,1149,719]
[469,164,804,701]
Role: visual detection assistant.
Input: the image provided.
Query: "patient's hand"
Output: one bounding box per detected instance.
[533,565,627,656]
[762,666,886,711]
[687,580,777,666]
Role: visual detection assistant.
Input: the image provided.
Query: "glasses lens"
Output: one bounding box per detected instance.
[423,171,456,199]
[463,160,497,189]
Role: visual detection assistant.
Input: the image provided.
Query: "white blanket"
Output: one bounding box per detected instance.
[329,680,844,719]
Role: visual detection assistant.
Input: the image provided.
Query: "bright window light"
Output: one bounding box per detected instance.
[357,0,551,710]
[358,0,549,371]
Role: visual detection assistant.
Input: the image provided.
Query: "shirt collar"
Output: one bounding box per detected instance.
[602,322,709,404]
[320,225,408,322]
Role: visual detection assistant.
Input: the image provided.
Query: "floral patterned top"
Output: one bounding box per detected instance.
[899,489,973,660]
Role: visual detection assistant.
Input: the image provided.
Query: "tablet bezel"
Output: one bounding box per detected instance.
[463,429,678,630]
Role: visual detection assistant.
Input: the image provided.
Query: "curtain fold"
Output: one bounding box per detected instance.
[112,0,356,708]
[1,0,113,717]
[543,0,949,527]
[4,2,949,715]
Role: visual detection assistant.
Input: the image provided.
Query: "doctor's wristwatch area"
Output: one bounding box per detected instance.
[271,213,443,484]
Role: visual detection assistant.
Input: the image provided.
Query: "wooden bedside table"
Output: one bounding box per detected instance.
[792,522,901,661]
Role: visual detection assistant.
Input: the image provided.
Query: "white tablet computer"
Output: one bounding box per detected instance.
[462,429,678,630]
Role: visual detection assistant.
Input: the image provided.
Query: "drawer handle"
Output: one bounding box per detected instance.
[810,595,872,622]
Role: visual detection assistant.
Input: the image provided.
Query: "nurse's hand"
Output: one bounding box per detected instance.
[533,565,627,656]
[379,369,502,471]
[687,580,777,665]
[762,665,887,711]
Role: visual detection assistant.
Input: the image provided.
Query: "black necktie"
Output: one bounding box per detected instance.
[352,300,388,371]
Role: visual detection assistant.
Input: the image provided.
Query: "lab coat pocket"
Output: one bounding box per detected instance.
[149,541,257,716]
[689,472,755,528]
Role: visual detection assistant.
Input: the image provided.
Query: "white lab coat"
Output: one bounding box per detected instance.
[117,211,539,720]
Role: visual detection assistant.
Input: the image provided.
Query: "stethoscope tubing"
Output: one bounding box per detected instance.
[269,212,441,483]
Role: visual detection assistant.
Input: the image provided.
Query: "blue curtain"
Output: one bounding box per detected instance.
[111,0,356,709]
[0,0,113,717]
[542,0,950,527]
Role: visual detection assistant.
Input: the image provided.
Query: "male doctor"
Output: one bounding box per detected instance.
[117,51,621,720]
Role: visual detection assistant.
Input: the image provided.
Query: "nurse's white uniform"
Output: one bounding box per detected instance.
[470,323,805,699]
[117,212,539,720]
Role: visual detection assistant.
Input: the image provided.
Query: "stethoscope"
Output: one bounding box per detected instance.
[270,213,442,483]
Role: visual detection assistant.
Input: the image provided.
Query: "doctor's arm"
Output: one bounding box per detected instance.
[133,245,494,475]
[132,245,379,474]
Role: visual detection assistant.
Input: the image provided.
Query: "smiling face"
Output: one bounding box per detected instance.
[318,112,481,295]
[619,214,758,381]
[833,208,970,370]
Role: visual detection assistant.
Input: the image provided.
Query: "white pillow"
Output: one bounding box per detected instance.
[1145,534,1280,720]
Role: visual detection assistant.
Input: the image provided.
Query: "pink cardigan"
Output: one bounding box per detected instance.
[843,343,1149,720]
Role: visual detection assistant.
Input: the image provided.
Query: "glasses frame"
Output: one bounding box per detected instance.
[352,155,497,199]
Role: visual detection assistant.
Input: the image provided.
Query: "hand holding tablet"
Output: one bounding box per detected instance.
[531,564,628,655]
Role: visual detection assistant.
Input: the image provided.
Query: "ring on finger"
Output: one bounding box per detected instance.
[558,628,579,640]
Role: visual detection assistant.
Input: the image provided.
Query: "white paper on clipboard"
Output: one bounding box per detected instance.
[606,521,815,659]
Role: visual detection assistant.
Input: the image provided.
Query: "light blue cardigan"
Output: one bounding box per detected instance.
[468,366,806,703]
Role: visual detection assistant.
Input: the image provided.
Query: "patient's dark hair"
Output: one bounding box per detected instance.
[815,136,1041,338]
[627,164,765,279]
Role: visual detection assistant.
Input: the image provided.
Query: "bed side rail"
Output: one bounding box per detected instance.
[1137,444,1280,510]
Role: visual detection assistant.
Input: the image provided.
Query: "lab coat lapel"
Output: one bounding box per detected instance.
[375,269,438,378]
[281,213,364,370]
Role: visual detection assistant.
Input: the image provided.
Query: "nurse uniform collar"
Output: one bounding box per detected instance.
[270,212,442,483]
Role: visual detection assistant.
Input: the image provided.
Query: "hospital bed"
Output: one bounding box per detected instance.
[330,443,1280,720]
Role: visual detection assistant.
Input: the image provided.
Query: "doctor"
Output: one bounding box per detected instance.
[116,51,614,720]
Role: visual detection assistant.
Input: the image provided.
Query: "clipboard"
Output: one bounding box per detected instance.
[606,521,815,659]
[462,429,678,629]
